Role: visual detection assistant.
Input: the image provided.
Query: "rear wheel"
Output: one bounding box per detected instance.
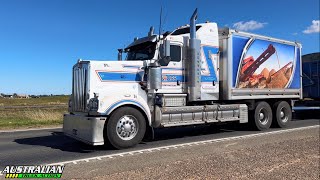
[273,101,291,128]
[105,107,146,149]
[251,101,272,130]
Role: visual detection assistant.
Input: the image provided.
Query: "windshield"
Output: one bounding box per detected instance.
[171,25,202,35]
[125,42,156,60]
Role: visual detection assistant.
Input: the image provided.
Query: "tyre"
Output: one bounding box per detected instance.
[272,101,291,128]
[251,101,272,130]
[105,107,146,149]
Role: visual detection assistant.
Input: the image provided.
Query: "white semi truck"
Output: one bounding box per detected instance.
[64,9,302,149]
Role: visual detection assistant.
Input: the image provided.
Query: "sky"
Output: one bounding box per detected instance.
[0,0,319,95]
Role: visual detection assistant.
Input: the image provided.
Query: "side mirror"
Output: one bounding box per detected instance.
[158,56,171,66]
[159,40,171,66]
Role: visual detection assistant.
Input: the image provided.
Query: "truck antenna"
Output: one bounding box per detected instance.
[158,6,163,42]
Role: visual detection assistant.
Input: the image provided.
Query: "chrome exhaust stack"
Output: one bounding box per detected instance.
[188,8,202,101]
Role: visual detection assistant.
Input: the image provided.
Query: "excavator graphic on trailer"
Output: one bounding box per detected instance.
[238,44,294,88]
[270,61,293,79]
[239,44,276,82]
[267,61,293,88]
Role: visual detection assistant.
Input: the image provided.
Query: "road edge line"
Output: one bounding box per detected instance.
[47,125,320,166]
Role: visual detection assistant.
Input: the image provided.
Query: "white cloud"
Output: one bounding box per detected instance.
[233,20,267,31]
[303,20,320,34]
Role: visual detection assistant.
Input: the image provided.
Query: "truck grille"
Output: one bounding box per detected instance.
[72,62,89,112]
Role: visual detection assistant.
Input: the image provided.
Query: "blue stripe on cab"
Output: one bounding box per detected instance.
[98,72,143,81]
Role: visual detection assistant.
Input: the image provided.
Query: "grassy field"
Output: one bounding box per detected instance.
[0,96,69,129]
[0,95,69,106]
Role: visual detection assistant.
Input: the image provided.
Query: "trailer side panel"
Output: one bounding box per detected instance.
[219,29,302,100]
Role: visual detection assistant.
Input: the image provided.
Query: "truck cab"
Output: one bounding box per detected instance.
[122,22,220,97]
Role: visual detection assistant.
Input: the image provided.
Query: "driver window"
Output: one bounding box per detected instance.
[170,45,182,62]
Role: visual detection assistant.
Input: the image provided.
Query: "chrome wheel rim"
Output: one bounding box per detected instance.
[116,115,139,141]
[259,108,269,125]
[280,107,288,123]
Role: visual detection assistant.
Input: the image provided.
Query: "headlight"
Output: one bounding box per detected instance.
[88,98,99,111]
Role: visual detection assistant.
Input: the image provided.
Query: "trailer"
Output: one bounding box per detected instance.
[302,52,320,100]
[293,52,320,113]
[63,9,302,149]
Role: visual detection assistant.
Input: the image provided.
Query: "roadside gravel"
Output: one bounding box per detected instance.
[62,127,320,179]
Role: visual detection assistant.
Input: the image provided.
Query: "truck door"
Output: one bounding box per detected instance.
[161,42,184,93]
[201,45,219,100]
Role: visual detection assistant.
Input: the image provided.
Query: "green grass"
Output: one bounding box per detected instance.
[0,95,69,106]
[0,96,69,129]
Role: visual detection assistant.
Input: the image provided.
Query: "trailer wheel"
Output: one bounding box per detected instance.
[273,101,291,128]
[105,107,146,149]
[252,101,272,130]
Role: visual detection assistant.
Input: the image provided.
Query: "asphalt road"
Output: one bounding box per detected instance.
[84,125,319,179]
[0,113,318,170]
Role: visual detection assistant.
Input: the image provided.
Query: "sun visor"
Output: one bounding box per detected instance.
[125,35,157,50]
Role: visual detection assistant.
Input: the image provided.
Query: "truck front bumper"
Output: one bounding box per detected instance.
[63,114,107,145]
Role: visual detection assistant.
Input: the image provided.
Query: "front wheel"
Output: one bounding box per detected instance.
[105,107,146,149]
